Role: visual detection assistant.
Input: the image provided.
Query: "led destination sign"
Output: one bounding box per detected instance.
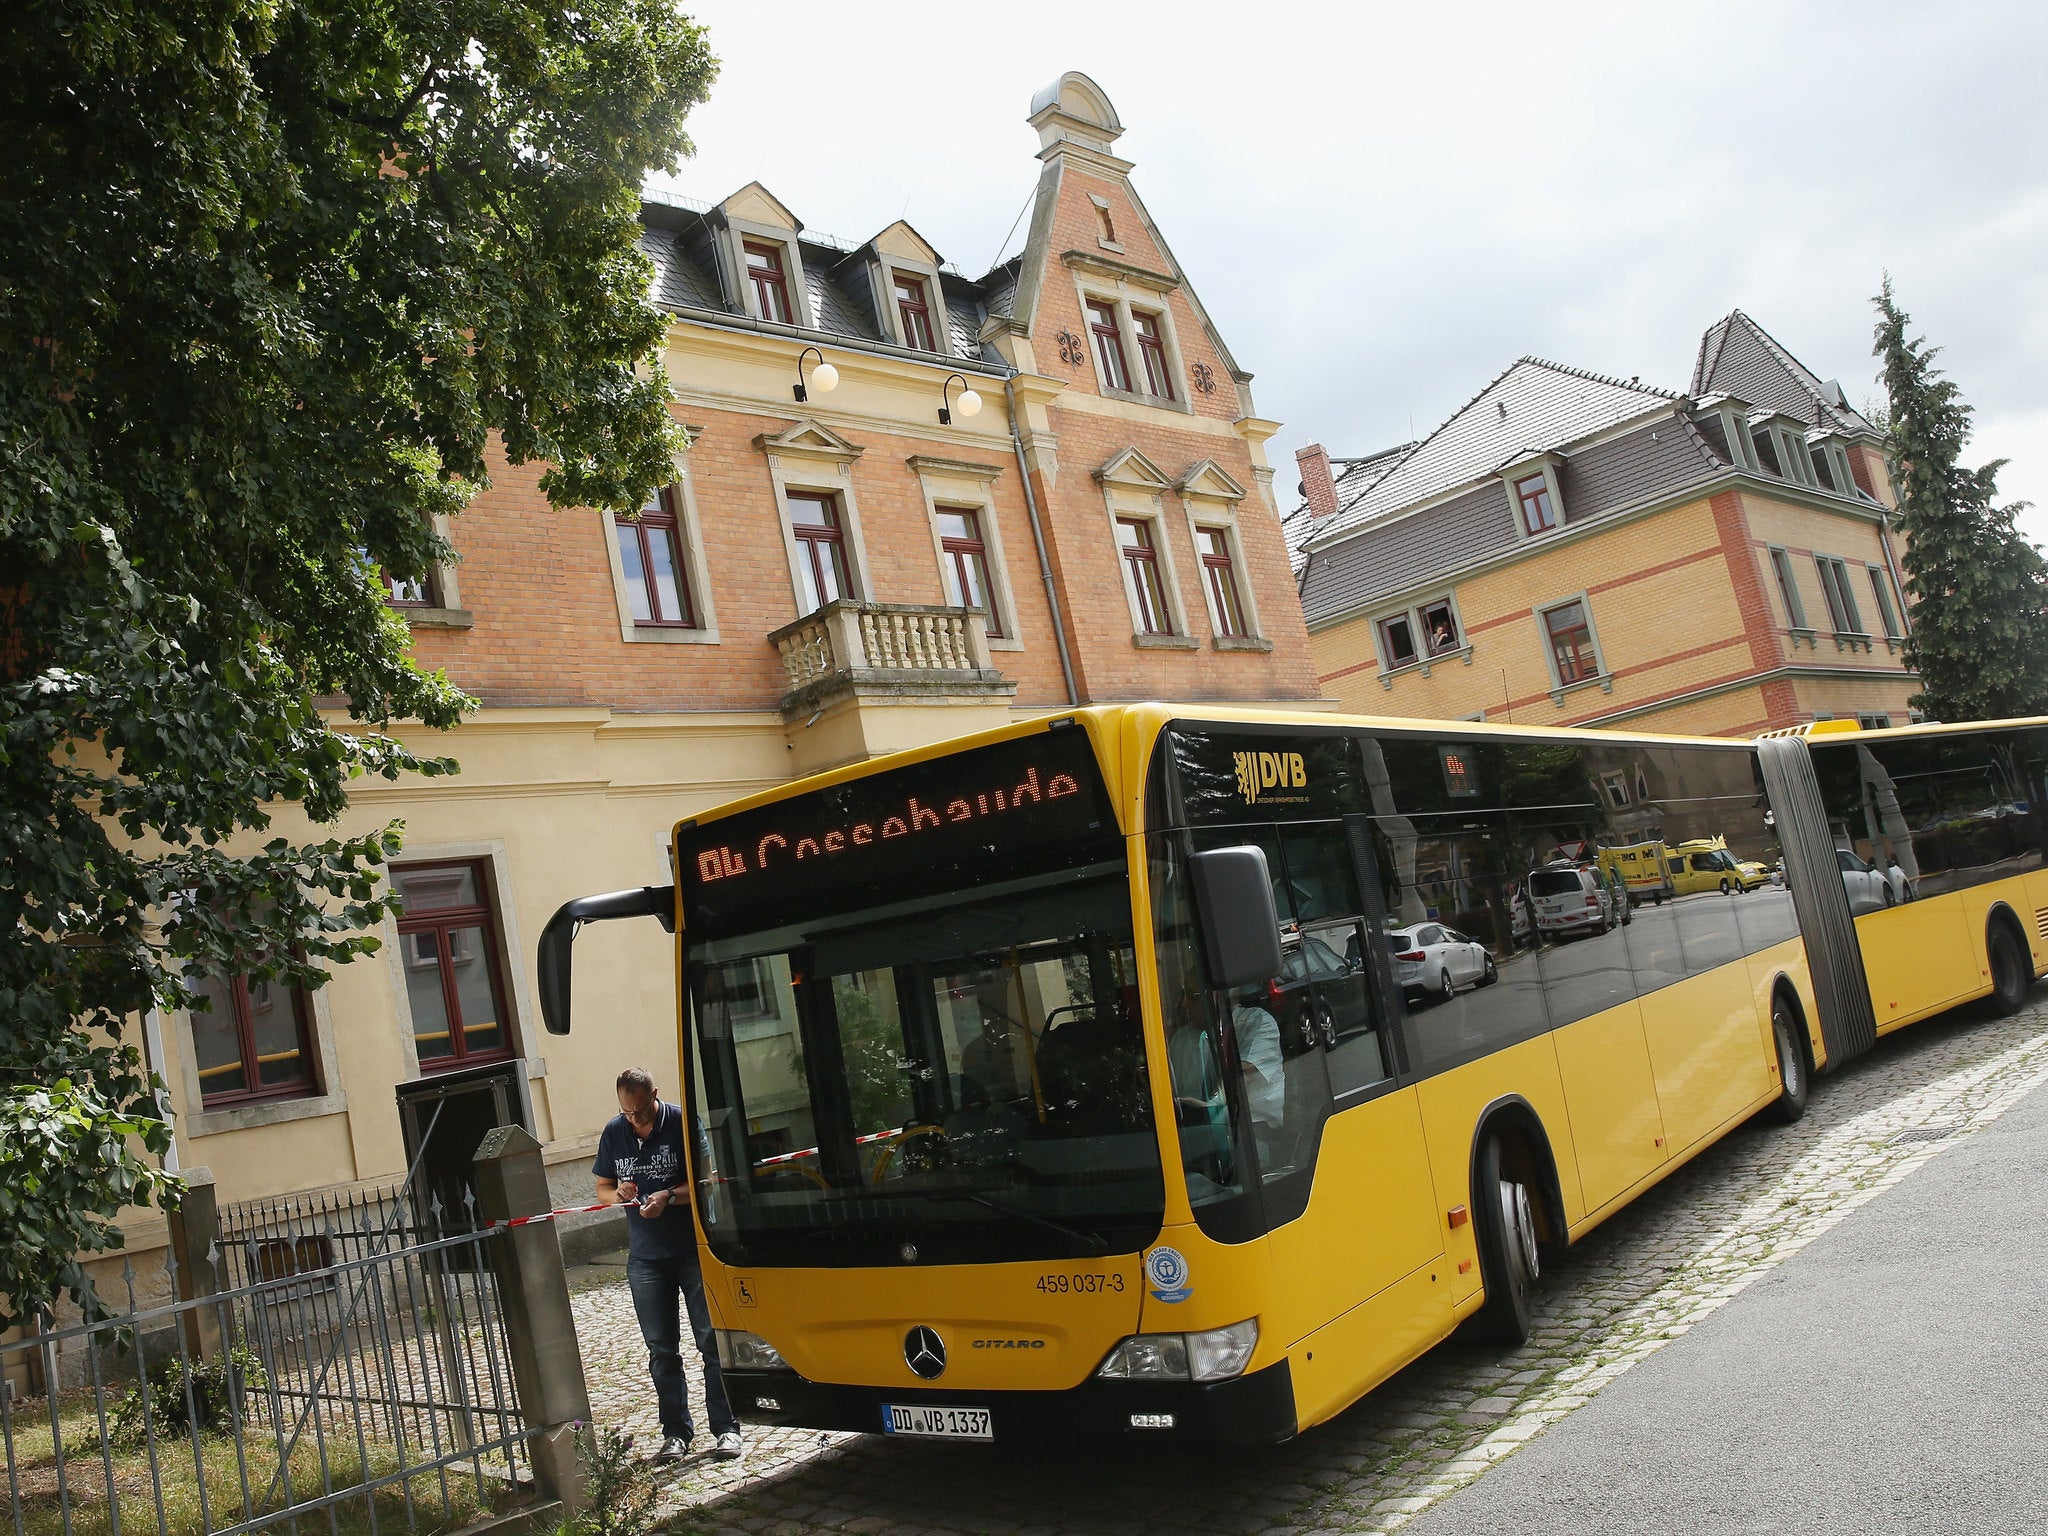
[677,728,1119,939]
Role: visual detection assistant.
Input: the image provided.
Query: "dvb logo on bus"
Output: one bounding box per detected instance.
[1233,750,1308,806]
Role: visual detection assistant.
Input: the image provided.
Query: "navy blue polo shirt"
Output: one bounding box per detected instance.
[592,1100,697,1262]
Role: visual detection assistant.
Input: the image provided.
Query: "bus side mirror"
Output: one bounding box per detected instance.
[1191,846,1283,990]
[537,885,676,1035]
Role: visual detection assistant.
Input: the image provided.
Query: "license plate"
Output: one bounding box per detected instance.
[880,1403,992,1440]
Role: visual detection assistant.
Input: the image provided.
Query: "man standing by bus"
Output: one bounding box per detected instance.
[594,1067,742,1463]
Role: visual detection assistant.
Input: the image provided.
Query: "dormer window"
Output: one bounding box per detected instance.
[745,241,794,325]
[1515,473,1557,535]
[894,272,936,352]
[1749,426,1782,476]
[1087,300,1132,393]
[1134,311,1174,400]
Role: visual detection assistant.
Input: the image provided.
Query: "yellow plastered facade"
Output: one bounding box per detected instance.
[1311,484,1920,739]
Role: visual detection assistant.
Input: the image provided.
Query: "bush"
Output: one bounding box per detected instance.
[108,1341,267,1446]
[558,1426,658,1536]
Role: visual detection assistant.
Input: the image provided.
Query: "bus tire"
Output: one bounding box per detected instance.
[1473,1134,1540,1345]
[1985,920,2032,1017]
[1767,995,1809,1124]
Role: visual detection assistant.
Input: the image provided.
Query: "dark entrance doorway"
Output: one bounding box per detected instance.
[397,1061,528,1248]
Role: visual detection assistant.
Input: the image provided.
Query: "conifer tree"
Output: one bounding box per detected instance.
[1873,280,2048,721]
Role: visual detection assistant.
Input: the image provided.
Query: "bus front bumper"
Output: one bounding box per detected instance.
[720,1359,1297,1445]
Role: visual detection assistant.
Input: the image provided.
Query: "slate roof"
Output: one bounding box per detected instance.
[1281,442,1414,572]
[1692,310,1879,437]
[1306,360,1678,546]
[1296,416,1720,626]
[1287,310,1885,629]
[636,199,1006,368]
[639,226,723,312]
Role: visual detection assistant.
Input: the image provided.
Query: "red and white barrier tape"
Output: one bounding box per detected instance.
[483,1201,630,1230]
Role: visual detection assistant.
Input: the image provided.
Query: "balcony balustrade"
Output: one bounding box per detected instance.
[767,599,1013,718]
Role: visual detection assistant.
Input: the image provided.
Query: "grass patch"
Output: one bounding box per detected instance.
[6,1391,510,1536]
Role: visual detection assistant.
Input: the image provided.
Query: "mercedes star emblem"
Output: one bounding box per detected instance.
[904,1325,947,1380]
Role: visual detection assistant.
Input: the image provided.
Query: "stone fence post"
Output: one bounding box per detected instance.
[473,1126,592,1516]
[166,1167,224,1361]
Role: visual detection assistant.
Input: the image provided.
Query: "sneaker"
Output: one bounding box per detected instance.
[710,1431,743,1461]
[653,1436,692,1463]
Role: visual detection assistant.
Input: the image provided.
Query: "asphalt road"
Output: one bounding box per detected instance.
[1403,1056,2048,1536]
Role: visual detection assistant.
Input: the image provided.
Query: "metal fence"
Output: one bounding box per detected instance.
[214,1184,451,1293]
[3,1211,527,1536]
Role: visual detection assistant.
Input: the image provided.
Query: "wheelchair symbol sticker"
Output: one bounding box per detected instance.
[734,1276,758,1308]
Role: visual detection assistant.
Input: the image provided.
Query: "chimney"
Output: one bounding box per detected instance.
[1296,443,1339,521]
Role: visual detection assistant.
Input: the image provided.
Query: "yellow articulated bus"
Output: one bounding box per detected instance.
[537,707,2048,1445]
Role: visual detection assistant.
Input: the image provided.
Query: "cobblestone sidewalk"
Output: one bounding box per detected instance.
[569,995,2048,1536]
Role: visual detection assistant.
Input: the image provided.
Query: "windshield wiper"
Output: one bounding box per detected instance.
[921,1190,1109,1256]
[820,1186,1109,1255]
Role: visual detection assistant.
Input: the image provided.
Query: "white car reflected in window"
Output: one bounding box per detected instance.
[1836,848,1907,914]
[1386,923,1494,1003]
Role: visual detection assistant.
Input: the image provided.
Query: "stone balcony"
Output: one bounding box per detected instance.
[767,600,1017,768]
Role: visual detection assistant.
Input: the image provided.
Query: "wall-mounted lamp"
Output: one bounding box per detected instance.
[794,346,838,403]
[939,374,983,425]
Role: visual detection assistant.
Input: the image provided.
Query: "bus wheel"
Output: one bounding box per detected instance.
[1474,1135,1539,1345]
[1985,923,2032,1017]
[1767,997,1809,1124]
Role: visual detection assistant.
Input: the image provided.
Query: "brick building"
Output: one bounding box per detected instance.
[1287,311,1916,736]
[134,72,1319,1242]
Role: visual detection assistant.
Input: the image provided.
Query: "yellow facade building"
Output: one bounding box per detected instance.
[1287,312,1917,738]
[107,71,1321,1286]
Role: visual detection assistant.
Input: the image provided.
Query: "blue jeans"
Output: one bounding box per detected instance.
[625,1253,737,1442]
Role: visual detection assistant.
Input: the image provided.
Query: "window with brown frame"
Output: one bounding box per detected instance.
[894,273,936,352]
[1117,517,1171,635]
[1197,527,1247,637]
[189,972,316,1106]
[1133,311,1175,400]
[937,507,1002,638]
[1515,473,1558,535]
[394,861,512,1070]
[1087,301,1132,393]
[787,491,851,613]
[613,486,697,628]
[1378,612,1418,670]
[1420,598,1460,655]
[744,241,794,325]
[1542,599,1600,684]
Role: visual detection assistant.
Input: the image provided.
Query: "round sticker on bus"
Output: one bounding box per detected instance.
[1144,1245,1191,1303]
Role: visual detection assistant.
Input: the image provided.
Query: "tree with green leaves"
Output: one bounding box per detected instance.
[1873,280,2048,722]
[0,0,716,1326]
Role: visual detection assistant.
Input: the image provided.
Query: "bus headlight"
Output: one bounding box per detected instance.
[1185,1318,1258,1381]
[1095,1319,1257,1383]
[713,1330,788,1370]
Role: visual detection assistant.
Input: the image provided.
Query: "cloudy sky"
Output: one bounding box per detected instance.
[651,1,2048,539]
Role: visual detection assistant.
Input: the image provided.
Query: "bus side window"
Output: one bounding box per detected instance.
[1309,917,1390,1096]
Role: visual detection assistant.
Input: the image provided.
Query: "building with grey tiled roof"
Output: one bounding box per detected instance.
[1285,313,1917,737]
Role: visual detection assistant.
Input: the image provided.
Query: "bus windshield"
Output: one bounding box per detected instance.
[677,730,1164,1266]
